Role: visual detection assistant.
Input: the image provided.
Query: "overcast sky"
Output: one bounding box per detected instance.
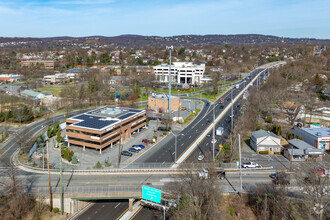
[0,0,329,38]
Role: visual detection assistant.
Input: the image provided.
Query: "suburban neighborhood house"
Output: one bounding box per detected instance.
[293,126,330,151]
[66,106,147,154]
[284,138,324,162]
[250,129,282,154]
[148,94,180,112]
[153,62,205,85]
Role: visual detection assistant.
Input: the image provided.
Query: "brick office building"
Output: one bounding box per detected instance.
[148,94,180,112]
[66,106,147,153]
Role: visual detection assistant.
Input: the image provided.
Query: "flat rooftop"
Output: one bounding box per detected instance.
[68,106,145,131]
[299,127,330,137]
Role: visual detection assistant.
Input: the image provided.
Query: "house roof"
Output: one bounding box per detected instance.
[287,138,324,156]
[251,129,280,140]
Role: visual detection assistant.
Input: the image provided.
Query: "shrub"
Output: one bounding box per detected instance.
[152,135,157,140]
[53,208,60,213]
[163,132,167,135]
[265,116,272,122]
[295,134,303,140]
[274,151,281,154]
[61,145,74,162]
[286,132,294,140]
[94,161,103,169]
[167,127,172,131]
[229,207,236,216]
[105,159,111,167]
[258,150,269,155]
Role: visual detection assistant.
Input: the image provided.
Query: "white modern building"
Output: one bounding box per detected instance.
[153,62,205,85]
[43,73,77,83]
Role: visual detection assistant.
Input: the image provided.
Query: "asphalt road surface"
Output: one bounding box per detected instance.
[75,200,128,220]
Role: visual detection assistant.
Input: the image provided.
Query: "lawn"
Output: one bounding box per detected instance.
[39,86,63,97]
[184,109,201,124]
[191,87,229,102]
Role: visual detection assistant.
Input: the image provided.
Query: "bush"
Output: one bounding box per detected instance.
[286,132,294,140]
[53,208,60,213]
[61,145,74,162]
[163,132,167,135]
[94,161,103,169]
[229,207,236,216]
[105,159,111,167]
[152,135,157,140]
[295,134,303,140]
[258,150,269,155]
[274,151,281,154]
[265,116,272,122]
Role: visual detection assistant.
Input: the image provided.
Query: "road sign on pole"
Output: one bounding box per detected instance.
[142,186,162,204]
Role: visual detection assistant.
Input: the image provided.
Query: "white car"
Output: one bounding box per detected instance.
[242,162,259,168]
[198,154,205,161]
[132,146,142,151]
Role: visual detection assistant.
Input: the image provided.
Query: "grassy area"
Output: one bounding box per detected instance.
[191,87,229,102]
[39,86,63,97]
[136,104,148,109]
[184,109,201,124]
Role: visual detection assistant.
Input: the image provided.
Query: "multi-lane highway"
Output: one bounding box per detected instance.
[130,67,269,166]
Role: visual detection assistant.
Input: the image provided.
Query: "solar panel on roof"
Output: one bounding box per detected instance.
[75,119,117,129]
[118,113,135,120]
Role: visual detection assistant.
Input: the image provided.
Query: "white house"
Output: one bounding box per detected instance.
[153,62,205,85]
[250,130,282,154]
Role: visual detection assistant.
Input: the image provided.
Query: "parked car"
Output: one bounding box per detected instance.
[206,102,210,106]
[158,127,167,131]
[142,139,151,144]
[132,144,145,149]
[121,151,133,157]
[198,153,205,161]
[269,172,285,179]
[242,162,259,168]
[129,147,139,153]
[207,132,212,137]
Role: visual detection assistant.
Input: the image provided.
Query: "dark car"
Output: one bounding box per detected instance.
[226,98,231,102]
[206,119,211,124]
[207,133,211,137]
[219,104,224,109]
[273,176,290,185]
[206,102,210,106]
[158,127,167,131]
[217,170,226,180]
[269,172,285,179]
[129,147,139,153]
[133,144,145,149]
[142,139,151,144]
[121,151,133,157]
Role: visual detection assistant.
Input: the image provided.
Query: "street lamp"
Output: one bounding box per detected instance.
[166,46,173,113]
[172,132,184,162]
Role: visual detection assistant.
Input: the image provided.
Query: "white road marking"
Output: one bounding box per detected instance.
[114,203,121,208]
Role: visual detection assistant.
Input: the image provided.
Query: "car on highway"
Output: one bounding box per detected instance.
[273,176,290,185]
[121,151,133,157]
[229,113,234,118]
[226,98,231,102]
[206,119,211,124]
[219,104,224,109]
[219,98,224,104]
[198,153,204,161]
[206,102,210,106]
[129,147,140,153]
[269,172,285,179]
[207,132,211,137]
[242,162,259,168]
[142,139,151,144]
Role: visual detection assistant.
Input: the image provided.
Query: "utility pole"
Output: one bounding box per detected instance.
[117,122,122,168]
[166,46,173,113]
[46,141,52,212]
[212,104,215,161]
[175,134,178,162]
[231,88,234,130]
[264,193,267,220]
[59,142,63,215]
[239,134,242,194]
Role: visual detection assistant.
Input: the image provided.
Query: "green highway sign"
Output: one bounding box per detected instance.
[142,186,161,204]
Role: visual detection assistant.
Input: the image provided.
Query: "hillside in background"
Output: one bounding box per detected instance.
[0,34,329,49]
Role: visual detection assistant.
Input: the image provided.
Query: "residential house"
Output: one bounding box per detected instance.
[284,138,324,162]
[250,130,282,154]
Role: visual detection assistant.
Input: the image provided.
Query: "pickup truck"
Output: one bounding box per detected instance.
[242,162,259,168]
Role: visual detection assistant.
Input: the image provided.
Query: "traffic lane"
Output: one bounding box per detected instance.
[76,200,128,220]
[133,206,161,220]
